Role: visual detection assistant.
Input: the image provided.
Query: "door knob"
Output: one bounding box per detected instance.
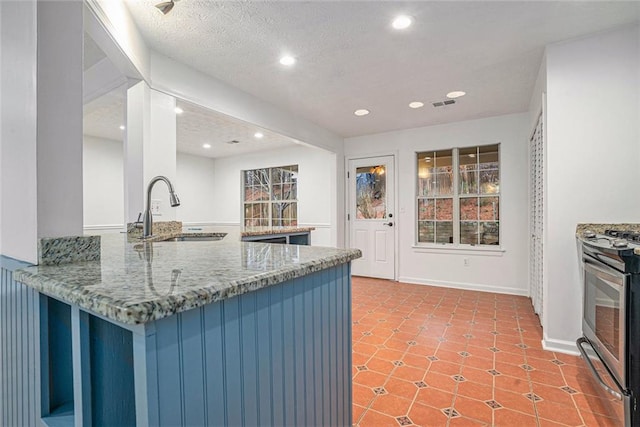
[383,222,394,227]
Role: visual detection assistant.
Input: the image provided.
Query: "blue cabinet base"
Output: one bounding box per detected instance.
[4,259,354,426]
[141,263,353,426]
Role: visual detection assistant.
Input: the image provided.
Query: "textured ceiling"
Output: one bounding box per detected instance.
[84,88,127,141]
[124,1,640,137]
[176,99,299,158]
[83,89,299,158]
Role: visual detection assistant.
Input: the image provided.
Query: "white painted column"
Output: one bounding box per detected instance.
[125,82,177,223]
[0,0,83,263]
[0,0,38,263]
[36,1,84,239]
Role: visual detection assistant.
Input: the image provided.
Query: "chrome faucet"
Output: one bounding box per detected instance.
[143,176,180,238]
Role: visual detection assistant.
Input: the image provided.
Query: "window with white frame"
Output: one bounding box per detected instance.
[417,144,500,246]
[243,165,298,229]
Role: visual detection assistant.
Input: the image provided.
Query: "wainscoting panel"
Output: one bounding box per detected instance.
[144,264,353,426]
[0,256,40,427]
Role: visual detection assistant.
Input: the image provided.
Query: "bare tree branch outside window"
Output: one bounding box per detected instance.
[243,165,298,229]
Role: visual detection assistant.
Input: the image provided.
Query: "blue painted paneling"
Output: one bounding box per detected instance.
[202,303,226,426]
[0,255,40,427]
[180,308,207,426]
[46,298,73,412]
[88,315,135,426]
[144,265,353,426]
[268,284,285,426]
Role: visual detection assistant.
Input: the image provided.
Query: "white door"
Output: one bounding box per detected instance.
[530,112,544,318]
[348,156,395,279]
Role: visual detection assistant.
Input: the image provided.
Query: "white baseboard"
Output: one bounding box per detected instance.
[542,335,580,355]
[397,276,529,297]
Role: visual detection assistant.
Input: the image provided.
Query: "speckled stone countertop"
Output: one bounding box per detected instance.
[14,234,361,325]
[576,223,640,235]
[241,227,316,237]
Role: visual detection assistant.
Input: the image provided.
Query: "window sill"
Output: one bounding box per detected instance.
[411,244,506,256]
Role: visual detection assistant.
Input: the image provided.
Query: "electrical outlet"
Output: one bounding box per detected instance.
[151,199,162,216]
[463,258,470,267]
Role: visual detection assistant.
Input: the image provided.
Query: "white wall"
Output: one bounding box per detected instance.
[83,135,124,230]
[83,136,218,230]
[0,0,38,262]
[37,1,84,239]
[212,145,337,247]
[175,152,216,224]
[542,24,640,352]
[345,113,530,295]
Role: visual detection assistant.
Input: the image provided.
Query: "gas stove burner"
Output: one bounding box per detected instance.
[583,230,596,239]
[605,229,621,237]
[612,239,629,248]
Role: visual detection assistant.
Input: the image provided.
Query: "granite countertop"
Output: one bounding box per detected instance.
[241,227,316,237]
[576,223,640,236]
[14,234,361,325]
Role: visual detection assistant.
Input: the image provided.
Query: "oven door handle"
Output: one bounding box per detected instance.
[583,256,625,284]
[576,337,623,400]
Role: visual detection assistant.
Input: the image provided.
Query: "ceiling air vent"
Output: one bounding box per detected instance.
[226,139,240,145]
[432,99,456,108]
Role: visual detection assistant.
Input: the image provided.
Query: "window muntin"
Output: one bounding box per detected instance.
[417,150,454,244]
[243,165,298,229]
[417,144,500,246]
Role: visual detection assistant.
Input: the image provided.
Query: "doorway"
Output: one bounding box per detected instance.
[347,156,396,280]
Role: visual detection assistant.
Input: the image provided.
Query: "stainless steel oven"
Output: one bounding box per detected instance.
[582,255,627,386]
[577,229,639,427]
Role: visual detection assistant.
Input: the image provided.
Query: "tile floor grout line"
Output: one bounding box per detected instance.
[352,279,618,427]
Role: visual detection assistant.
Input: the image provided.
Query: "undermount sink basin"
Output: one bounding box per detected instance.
[158,234,227,242]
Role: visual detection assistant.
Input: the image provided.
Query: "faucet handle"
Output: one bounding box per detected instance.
[136,212,143,223]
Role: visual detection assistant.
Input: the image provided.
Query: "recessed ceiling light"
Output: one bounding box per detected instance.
[202,143,211,149]
[446,91,466,99]
[279,55,296,66]
[409,101,424,109]
[119,125,125,130]
[354,109,370,116]
[174,107,184,114]
[469,153,476,158]
[392,15,413,30]
[254,132,264,139]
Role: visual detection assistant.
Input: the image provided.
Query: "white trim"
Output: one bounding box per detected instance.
[398,276,529,297]
[411,245,505,256]
[542,334,580,356]
[83,0,148,81]
[83,224,124,231]
[298,222,331,229]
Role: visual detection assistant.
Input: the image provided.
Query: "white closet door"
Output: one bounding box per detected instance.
[530,113,544,319]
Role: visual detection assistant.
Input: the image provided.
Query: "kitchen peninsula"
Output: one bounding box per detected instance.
[13,233,360,426]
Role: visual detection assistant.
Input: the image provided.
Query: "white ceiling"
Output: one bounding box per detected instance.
[83,89,300,158]
[176,99,300,158]
[124,1,640,138]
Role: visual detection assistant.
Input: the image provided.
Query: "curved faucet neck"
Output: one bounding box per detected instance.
[145,176,175,211]
[143,176,178,238]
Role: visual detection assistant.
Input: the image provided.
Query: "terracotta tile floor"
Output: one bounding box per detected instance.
[351,277,620,427]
